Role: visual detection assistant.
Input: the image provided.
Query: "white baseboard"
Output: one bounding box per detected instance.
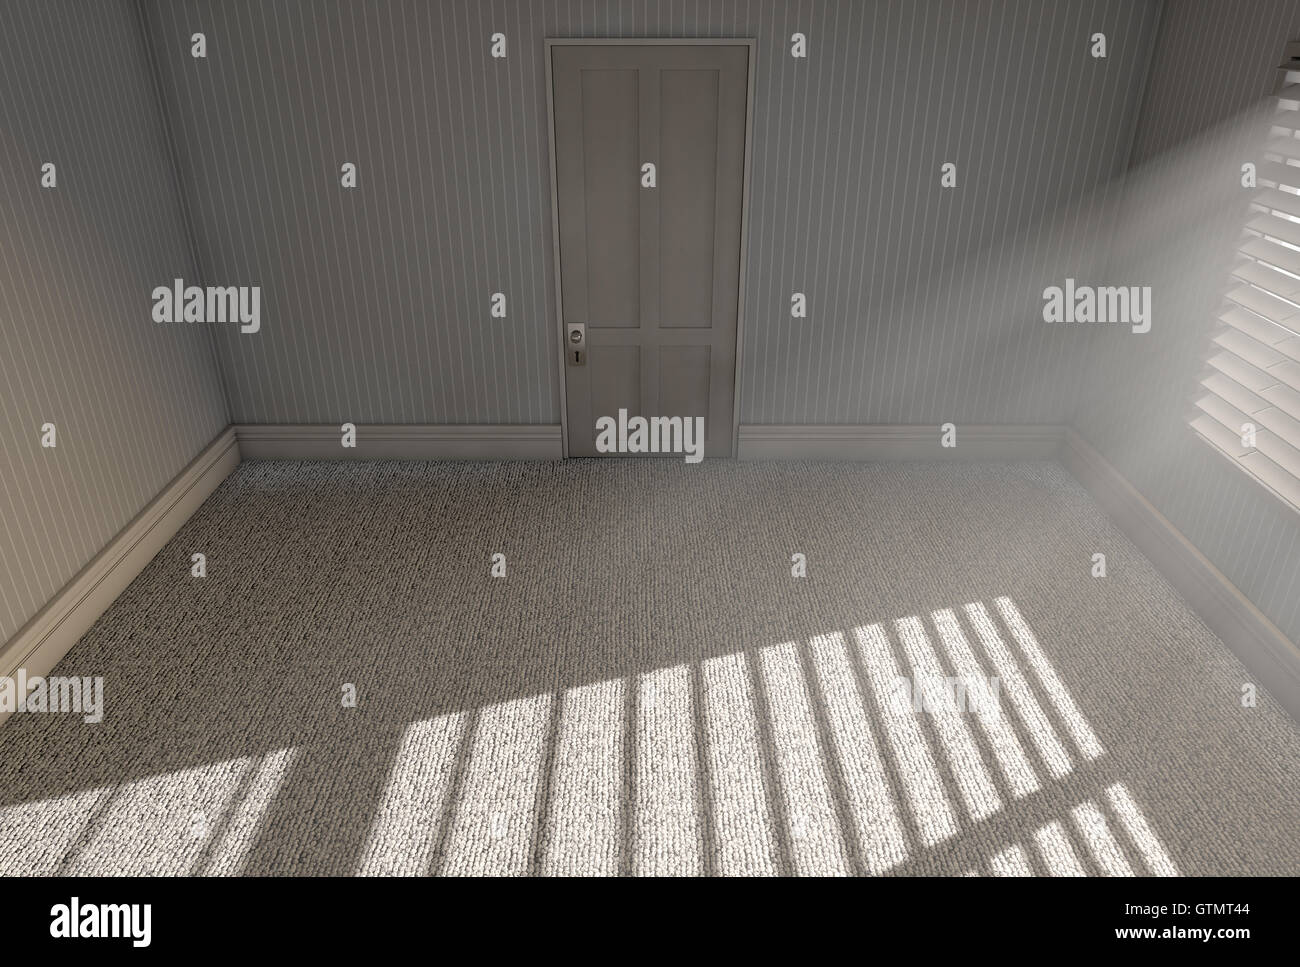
[235,424,562,460]
[737,424,1066,460]
[1062,428,1300,723]
[0,426,240,728]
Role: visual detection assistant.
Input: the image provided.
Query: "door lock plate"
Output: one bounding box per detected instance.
[566,323,586,366]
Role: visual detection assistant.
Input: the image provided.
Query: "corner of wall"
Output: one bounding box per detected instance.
[131,0,232,426]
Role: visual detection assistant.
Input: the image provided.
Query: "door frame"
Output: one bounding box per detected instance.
[544,37,757,459]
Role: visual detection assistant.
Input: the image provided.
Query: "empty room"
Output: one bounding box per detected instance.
[0,0,1297,928]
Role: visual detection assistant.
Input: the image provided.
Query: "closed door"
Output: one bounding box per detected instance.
[549,42,750,458]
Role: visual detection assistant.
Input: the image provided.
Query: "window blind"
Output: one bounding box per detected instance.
[1191,43,1300,511]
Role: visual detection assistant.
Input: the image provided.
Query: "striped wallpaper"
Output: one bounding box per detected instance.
[10,0,1295,659]
[141,0,1160,425]
[0,0,230,646]
[1076,0,1300,643]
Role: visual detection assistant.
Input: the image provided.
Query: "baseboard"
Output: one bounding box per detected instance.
[235,424,562,460]
[0,426,240,727]
[737,424,1066,460]
[1062,427,1300,723]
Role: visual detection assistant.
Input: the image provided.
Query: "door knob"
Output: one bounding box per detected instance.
[566,322,586,365]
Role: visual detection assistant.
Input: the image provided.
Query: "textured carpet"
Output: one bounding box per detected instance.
[0,459,1297,876]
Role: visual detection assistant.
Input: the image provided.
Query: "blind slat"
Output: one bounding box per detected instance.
[1246,211,1300,248]
[1255,426,1300,477]
[1194,391,1251,435]
[1192,412,1251,456]
[1240,232,1300,274]
[1231,256,1300,297]
[1201,372,1269,417]
[1213,336,1300,394]
[1201,373,1300,452]
[1214,327,1289,371]
[1278,333,1300,363]
[1257,160,1300,188]
[1259,377,1300,422]
[1224,285,1300,327]
[1221,304,1293,346]
[1264,135,1300,161]
[1208,349,1276,392]
[1194,390,1300,474]
[1253,186,1300,219]
[1240,449,1300,508]
[1193,416,1300,509]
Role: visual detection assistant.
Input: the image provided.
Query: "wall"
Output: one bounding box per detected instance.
[3,0,1295,678]
[6,0,1295,663]
[143,0,1159,426]
[0,0,229,647]
[1076,0,1300,643]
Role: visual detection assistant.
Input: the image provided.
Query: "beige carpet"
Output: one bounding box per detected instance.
[0,459,1296,875]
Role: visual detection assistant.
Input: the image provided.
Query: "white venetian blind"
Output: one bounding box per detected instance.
[1192,43,1300,511]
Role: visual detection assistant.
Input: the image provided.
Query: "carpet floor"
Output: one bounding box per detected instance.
[0,458,1297,876]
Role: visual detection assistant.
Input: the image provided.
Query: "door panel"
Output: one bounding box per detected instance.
[659,68,719,330]
[552,44,748,458]
[580,69,640,328]
[590,345,641,430]
[659,345,712,447]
